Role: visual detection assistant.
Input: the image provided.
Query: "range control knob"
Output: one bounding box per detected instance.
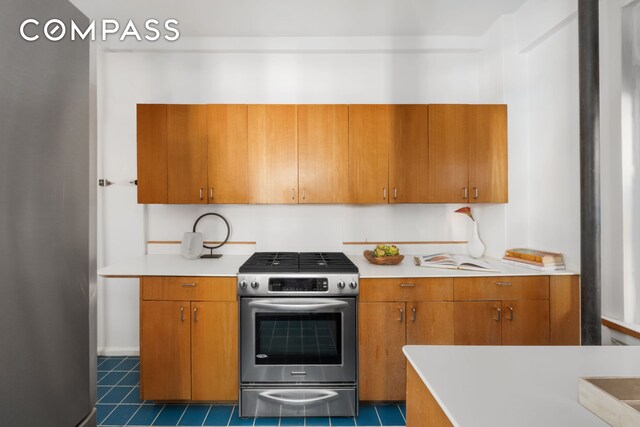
[251,281,259,289]
[239,281,247,289]
[349,281,358,289]
[337,281,346,289]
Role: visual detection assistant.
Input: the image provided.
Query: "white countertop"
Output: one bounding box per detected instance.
[98,254,251,277]
[98,254,575,278]
[403,345,640,427]
[348,255,575,278]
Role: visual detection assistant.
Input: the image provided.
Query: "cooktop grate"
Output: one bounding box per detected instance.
[239,252,358,274]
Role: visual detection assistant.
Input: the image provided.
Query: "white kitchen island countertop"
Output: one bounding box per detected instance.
[98,254,251,277]
[403,345,640,427]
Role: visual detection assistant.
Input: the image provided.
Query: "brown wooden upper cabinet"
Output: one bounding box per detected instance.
[247,105,298,204]
[298,105,349,203]
[207,104,249,204]
[428,104,507,203]
[348,105,391,204]
[137,104,168,204]
[137,103,507,205]
[389,105,430,203]
[167,104,209,204]
[470,104,508,203]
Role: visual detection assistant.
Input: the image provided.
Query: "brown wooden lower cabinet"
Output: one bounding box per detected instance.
[140,277,238,402]
[406,302,455,345]
[360,275,578,402]
[501,300,550,345]
[359,301,455,401]
[453,301,502,345]
[406,364,452,427]
[359,302,406,401]
[454,300,550,345]
[140,301,191,400]
[191,302,238,401]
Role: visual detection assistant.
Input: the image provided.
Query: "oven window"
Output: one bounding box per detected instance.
[255,313,342,365]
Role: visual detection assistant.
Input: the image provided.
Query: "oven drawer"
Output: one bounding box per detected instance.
[240,387,357,418]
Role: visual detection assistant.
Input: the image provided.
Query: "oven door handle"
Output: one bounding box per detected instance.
[258,389,338,405]
[248,299,348,311]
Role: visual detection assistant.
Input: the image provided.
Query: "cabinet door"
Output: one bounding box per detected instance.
[167,105,208,204]
[348,105,390,204]
[389,105,429,203]
[454,301,501,345]
[140,301,191,400]
[502,300,550,345]
[359,302,406,400]
[248,105,298,203]
[207,105,249,203]
[137,104,168,203]
[469,105,508,203]
[406,302,454,345]
[428,105,471,203]
[191,302,239,401]
[298,105,349,203]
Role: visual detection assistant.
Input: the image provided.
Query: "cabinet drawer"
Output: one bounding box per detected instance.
[141,276,237,301]
[360,278,453,302]
[454,276,549,301]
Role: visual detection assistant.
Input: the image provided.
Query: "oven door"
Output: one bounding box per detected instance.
[241,297,356,384]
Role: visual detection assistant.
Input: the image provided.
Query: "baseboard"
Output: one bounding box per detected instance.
[98,347,140,357]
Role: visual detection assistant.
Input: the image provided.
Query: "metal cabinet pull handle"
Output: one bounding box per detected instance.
[462,187,468,199]
[181,283,196,287]
[249,299,348,311]
[210,188,214,200]
[383,188,387,200]
[411,306,417,323]
[398,307,404,323]
[292,188,295,200]
[495,281,512,287]
[180,307,185,322]
[199,188,203,200]
[302,188,306,200]
[394,187,397,199]
[259,389,338,405]
[506,306,514,321]
[474,187,479,199]
[493,306,501,321]
[193,306,198,322]
[400,283,415,287]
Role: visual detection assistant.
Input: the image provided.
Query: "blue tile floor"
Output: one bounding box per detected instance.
[98,357,406,427]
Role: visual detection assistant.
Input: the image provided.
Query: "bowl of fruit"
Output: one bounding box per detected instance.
[363,244,404,265]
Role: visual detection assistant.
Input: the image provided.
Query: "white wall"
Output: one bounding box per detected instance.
[520,13,581,271]
[480,0,581,273]
[97,0,594,353]
[97,42,495,354]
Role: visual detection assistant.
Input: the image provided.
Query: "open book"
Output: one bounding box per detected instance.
[413,253,500,272]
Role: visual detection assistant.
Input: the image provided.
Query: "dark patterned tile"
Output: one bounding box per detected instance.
[101,386,134,404]
[178,405,210,426]
[152,404,187,426]
[203,405,233,426]
[103,404,140,426]
[375,405,404,426]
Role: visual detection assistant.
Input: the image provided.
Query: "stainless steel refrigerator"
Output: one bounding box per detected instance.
[0,0,96,425]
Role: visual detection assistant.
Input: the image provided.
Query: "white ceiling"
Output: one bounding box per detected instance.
[69,0,528,38]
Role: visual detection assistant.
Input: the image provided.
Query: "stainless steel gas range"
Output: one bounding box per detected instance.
[238,252,359,418]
